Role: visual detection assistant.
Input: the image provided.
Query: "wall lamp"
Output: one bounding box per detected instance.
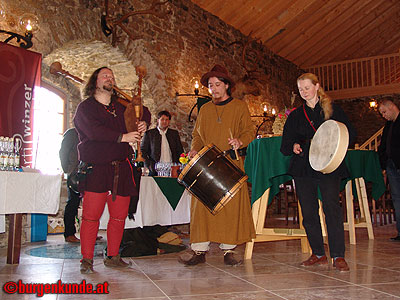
[369,99,378,110]
[176,80,211,122]
[0,13,39,49]
[252,102,276,137]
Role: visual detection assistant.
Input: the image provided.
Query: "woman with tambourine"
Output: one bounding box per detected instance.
[280,73,356,272]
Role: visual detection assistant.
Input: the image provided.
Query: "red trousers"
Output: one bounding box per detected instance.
[80,191,130,259]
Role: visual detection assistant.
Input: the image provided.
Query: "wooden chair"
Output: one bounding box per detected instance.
[282,180,299,225]
[372,174,395,226]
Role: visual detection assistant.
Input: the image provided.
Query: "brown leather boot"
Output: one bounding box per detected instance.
[301,254,328,266]
[178,251,206,266]
[333,257,349,271]
[224,251,242,266]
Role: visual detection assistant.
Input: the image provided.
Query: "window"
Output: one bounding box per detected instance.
[32,85,65,175]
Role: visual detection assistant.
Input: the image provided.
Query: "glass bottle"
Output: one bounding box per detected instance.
[2,137,9,171]
[0,136,4,171]
[8,137,15,171]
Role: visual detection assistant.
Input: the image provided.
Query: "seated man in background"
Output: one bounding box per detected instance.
[141,110,184,176]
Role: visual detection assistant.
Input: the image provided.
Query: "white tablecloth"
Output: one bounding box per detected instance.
[0,171,62,233]
[100,176,191,229]
[0,171,62,214]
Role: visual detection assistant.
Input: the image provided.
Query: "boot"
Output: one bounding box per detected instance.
[104,254,131,268]
[178,251,206,266]
[80,258,94,274]
[224,250,242,266]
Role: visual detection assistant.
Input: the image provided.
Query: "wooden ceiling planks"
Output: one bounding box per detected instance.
[272,0,351,60]
[255,0,319,43]
[289,0,380,66]
[313,0,397,65]
[190,0,400,67]
[265,0,334,53]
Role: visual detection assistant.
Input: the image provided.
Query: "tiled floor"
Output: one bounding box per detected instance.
[1,219,400,299]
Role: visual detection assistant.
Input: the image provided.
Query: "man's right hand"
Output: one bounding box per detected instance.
[121,131,141,143]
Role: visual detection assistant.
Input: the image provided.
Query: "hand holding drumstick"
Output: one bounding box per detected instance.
[228,128,241,161]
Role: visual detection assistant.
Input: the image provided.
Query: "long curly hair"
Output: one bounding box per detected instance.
[297,73,333,120]
[84,67,117,98]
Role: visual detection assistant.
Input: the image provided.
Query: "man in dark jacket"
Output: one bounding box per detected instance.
[59,127,81,243]
[140,111,184,176]
[378,98,400,241]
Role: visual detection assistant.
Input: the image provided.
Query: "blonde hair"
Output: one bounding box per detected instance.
[297,73,333,120]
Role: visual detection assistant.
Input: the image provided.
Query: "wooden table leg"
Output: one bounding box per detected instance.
[245,189,269,260]
[7,213,23,264]
[297,203,311,253]
[357,178,374,240]
[345,181,356,245]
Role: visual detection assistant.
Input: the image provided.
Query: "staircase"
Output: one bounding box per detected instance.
[356,126,384,151]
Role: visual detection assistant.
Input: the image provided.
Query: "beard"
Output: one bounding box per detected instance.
[103,82,113,92]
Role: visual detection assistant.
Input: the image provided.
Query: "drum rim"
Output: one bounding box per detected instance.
[309,120,349,174]
[178,144,214,182]
[211,175,248,214]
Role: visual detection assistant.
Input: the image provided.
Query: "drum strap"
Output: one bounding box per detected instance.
[303,104,317,132]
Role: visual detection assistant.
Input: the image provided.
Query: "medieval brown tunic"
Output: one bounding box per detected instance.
[190,98,256,245]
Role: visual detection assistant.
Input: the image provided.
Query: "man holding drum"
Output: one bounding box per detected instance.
[178,64,255,266]
[378,98,400,241]
[281,73,356,272]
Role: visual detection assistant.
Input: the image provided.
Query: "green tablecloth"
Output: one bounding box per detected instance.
[244,137,386,206]
[152,177,185,210]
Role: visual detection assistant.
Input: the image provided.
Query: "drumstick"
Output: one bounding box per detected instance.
[229,128,240,161]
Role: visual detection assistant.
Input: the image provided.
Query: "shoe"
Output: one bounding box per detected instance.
[103,254,131,268]
[80,258,94,274]
[390,236,400,241]
[65,235,80,243]
[178,251,206,266]
[224,251,242,266]
[333,257,350,271]
[301,254,328,266]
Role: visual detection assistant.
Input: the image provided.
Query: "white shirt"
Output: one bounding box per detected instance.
[158,127,172,163]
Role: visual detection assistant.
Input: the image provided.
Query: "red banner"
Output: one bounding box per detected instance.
[0,42,42,168]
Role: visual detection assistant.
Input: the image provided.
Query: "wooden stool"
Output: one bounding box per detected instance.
[244,188,311,260]
[343,179,374,244]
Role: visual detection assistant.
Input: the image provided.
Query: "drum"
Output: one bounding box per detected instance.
[309,120,349,174]
[177,144,248,215]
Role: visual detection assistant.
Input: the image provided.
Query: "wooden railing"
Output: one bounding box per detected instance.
[356,127,384,151]
[305,53,400,99]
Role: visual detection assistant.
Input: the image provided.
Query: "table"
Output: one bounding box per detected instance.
[0,171,62,264]
[100,176,191,229]
[243,137,386,259]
